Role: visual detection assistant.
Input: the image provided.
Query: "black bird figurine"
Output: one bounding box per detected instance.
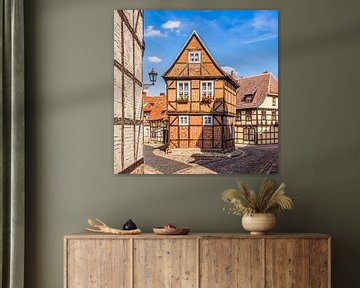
[123,219,137,230]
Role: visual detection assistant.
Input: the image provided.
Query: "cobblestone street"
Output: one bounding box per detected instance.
[144,145,191,174]
[144,144,278,174]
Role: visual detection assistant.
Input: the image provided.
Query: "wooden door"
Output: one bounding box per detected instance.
[200,239,264,288]
[65,239,131,288]
[133,239,198,288]
[265,239,330,288]
[266,239,309,288]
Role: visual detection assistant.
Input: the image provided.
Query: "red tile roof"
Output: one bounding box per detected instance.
[236,72,278,109]
[143,94,167,121]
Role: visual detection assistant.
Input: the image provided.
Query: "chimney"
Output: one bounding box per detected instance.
[160,92,165,97]
[262,71,268,74]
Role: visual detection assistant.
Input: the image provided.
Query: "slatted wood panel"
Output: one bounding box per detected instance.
[133,239,198,288]
[200,239,264,288]
[265,239,311,288]
[65,239,131,288]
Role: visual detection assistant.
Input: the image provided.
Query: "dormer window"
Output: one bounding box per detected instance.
[244,95,253,103]
[188,51,201,63]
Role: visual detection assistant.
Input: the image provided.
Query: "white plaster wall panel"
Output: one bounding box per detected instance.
[114,125,123,173]
[123,125,135,169]
[134,43,142,82]
[135,124,144,161]
[135,84,142,120]
[136,12,143,42]
[114,11,122,65]
[114,67,122,118]
[123,10,134,27]
[123,74,134,119]
[259,95,278,109]
[123,25,134,73]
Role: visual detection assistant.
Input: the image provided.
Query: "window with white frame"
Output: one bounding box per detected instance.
[179,115,189,126]
[188,51,201,63]
[201,81,214,98]
[203,115,213,126]
[177,81,190,101]
[245,95,253,103]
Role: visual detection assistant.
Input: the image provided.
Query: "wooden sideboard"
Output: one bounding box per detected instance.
[64,233,330,288]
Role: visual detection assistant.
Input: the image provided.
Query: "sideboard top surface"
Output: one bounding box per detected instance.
[64,232,330,240]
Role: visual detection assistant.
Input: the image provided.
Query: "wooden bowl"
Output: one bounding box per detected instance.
[153,227,190,235]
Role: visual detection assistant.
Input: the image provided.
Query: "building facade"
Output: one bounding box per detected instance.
[143,93,168,144]
[163,31,239,151]
[235,72,278,145]
[114,10,144,174]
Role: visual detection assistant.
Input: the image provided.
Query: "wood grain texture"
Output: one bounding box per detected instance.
[65,233,330,240]
[200,239,264,288]
[133,239,197,288]
[310,239,330,288]
[64,234,331,288]
[265,239,310,288]
[66,239,131,288]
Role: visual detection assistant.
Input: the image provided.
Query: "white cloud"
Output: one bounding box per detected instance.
[145,26,166,37]
[162,20,181,29]
[147,56,162,63]
[242,32,277,45]
[221,66,238,77]
[238,11,278,45]
[251,11,277,31]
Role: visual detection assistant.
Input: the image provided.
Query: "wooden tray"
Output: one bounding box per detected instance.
[153,227,190,235]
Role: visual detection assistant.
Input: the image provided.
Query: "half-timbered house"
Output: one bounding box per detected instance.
[163,31,239,151]
[235,72,278,145]
[143,93,168,143]
[114,10,144,174]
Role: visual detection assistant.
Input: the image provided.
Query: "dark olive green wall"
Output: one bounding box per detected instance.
[24,0,360,287]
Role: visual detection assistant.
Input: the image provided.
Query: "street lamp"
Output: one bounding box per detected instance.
[143,68,158,89]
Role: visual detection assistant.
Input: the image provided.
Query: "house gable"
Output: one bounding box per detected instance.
[163,31,225,79]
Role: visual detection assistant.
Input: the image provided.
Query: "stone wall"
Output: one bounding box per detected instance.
[114,10,144,174]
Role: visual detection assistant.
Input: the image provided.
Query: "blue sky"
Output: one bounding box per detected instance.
[143,10,278,96]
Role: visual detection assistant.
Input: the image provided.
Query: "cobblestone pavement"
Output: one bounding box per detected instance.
[144,145,191,174]
[196,145,278,174]
[145,144,278,174]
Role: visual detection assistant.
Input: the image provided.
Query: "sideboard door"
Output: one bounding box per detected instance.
[133,239,198,288]
[200,239,264,288]
[66,239,131,288]
[265,238,330,288]
[266,239,309,288]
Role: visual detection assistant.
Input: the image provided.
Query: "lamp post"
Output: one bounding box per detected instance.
[143,68,158,89]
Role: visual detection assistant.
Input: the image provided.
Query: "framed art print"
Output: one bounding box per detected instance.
[114,10,278,174]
